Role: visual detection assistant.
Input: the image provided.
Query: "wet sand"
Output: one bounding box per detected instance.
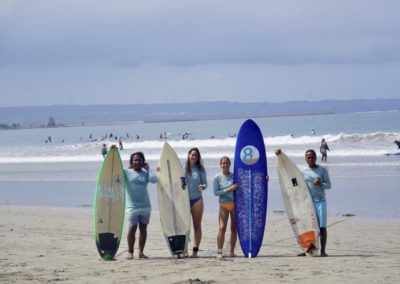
[1,206,399,283]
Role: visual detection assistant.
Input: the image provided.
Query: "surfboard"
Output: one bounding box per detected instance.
[276,151,319,256]
[94,145,125,260]
[157,142,191,257]
[234,119,268,258]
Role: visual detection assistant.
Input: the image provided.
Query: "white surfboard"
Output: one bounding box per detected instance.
[94,145,125,260]
[276,151,319,256]
[157,142,191,257]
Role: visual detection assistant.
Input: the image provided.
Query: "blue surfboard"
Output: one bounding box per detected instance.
[234,119,268,258]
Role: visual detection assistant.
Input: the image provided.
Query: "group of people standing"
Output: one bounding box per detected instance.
[122,145,331,259]
[122,148,239,259]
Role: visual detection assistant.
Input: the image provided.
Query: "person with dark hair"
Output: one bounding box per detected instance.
[213,156,239,259]
[124,152,157,259]
[394,140,400,149]
[320,138,330,162]
[302,149,331,257]
[101,144,107,158]
[185,148,207,257]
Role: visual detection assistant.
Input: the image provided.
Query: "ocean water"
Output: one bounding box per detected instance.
[0,111,399,218]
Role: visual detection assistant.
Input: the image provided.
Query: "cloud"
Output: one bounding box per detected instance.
[0,0,399,106]
[1,0,400,67]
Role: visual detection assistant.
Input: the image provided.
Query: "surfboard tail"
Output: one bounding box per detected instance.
[298,230,318,256]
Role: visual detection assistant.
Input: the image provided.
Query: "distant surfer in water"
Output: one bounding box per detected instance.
[213,156,239,259]
[185,148,207,257]
[124,152,158,259]
[395,140,400,149]
[320,138,330,162]
[101,144,107,158]
[301,149,331,257]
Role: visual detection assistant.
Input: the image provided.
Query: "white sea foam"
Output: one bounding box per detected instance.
[0,133,398,163]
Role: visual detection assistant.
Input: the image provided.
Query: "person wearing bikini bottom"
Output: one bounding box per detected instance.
[213,156,239,259]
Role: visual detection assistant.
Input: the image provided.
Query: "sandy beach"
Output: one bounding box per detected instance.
[1,206,399,283]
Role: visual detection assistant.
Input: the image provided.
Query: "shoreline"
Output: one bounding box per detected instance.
[1,205,399,283]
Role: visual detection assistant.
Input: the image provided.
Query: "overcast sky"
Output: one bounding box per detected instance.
[1,0,399,107]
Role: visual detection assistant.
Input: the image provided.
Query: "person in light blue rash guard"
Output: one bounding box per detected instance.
[185,147,207,257]
[124,152,157,260]
[302,149,331,257]
[213,156,239,259]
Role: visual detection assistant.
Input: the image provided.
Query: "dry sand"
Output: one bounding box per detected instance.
[1,205,399,283]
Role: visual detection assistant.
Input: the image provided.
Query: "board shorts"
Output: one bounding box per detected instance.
[313,201,327,228]
[127,207,151,226]
[190,197,202,208]
[220,201,235,212]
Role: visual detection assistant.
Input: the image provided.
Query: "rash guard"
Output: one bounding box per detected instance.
[124,168,157,215]
[186,165,207,201]
[301,165,331,203]
[213,172,234,204]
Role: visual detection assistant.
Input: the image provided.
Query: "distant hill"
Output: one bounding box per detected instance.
[1,99,399,129]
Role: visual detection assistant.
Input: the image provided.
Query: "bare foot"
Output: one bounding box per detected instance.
[126,253,134,260]
[138,253,149,259]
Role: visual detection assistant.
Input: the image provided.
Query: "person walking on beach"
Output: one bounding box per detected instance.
[320,138,330,162]
[124,152,158,259]
[101,144,107,158]
[213,156,239,259]
[185,148,207,257]
[302,149,331,257]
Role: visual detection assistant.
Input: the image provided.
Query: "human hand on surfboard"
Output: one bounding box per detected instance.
[226,183,239,193]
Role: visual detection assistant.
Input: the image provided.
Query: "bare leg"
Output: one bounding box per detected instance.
[229,210,237,257]
[217,206,229,258]
[138,222,148,258]
[127,224,138,259]
[320,227,328,257]
[190,199,204,257]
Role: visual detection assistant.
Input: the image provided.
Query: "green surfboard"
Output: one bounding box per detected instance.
[94,145,125,260]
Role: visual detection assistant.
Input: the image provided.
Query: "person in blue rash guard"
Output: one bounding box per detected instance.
[213,156,239,259]
[185,148,207,257]
[301,149,331,257]
[124,152,157,259]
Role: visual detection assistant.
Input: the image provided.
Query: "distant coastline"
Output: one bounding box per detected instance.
[1,98,399,131]
[1,111,336,131]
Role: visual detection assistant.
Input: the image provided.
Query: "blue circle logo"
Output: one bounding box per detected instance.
[240,145,259,165]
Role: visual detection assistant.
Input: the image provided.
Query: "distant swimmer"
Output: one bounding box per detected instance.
[101,144,107,158]
[395,140,400,150]
[320,138,330,162]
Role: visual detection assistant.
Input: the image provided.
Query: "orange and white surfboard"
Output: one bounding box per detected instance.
[276,151,319,256]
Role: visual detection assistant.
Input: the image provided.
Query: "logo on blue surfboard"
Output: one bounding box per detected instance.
[240,145,259,165]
